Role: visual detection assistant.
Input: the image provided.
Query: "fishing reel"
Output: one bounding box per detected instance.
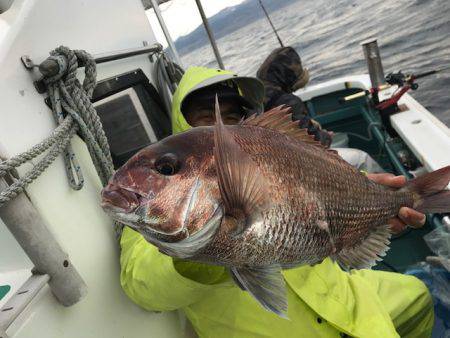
[385,71,419,90]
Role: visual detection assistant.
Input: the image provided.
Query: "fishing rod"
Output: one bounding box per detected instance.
[258,0,284,47]
[410,65,450,79]
[340,65,450,104]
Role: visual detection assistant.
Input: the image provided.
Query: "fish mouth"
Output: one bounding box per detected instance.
[101,183,150,229]
[102,177,204,238]
[102,196,170,236]
[101,183,147,213]
[106,201,222,247]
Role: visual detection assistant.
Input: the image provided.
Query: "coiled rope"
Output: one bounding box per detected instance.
[0,46,123,237]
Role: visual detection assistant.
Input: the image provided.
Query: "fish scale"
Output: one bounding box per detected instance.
[198,122,408,267]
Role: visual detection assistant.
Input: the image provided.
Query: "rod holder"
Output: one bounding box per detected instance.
[0,177,87,307]
[362,39,386,88]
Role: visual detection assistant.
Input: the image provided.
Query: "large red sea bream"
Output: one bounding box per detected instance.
[101,101,450,317]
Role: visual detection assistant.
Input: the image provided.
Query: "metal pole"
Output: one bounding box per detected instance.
[92,44,163,64]
[36,44,164,76]
[258,0,284,47]
[150,0,183,67]
[195,0,225,70]
[359,110,409,177]
[0,177,87,307]
[362,39,386,88]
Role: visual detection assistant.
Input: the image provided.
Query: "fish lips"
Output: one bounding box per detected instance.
[101,184,143,212]
[101,183,152,230]
[102,195,188,237]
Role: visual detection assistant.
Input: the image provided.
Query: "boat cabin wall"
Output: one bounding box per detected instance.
[0,0,186,337]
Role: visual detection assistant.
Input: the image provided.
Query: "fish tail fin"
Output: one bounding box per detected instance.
[403,165,450,213]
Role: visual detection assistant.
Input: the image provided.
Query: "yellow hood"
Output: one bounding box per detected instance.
[171,66,265,134]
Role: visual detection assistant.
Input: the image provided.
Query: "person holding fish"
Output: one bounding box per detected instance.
[104,66,441,337]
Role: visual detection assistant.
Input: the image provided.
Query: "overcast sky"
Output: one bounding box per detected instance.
[146,0,245,46]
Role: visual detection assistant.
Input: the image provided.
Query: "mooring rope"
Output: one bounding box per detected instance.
[0,46,123,237]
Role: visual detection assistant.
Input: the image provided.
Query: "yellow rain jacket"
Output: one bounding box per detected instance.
[120,67,434,338]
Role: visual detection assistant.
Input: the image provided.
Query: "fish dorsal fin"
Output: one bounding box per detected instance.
[230,265,288,318]
[334,224,392,270]
[242,105,332,150]
[214,96,270,226]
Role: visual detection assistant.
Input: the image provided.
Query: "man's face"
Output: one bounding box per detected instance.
[184,100,244,127]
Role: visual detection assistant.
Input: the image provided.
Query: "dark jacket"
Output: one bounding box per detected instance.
[257,47,332,147]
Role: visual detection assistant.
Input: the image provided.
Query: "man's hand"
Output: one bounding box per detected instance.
[367,173,426,234]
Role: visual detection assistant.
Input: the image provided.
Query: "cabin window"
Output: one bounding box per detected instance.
[94,88,158,166]
[92,69,171,168]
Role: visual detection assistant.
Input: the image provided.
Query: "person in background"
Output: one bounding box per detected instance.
[119,66,433,338]
[257,46,385,173]
[257,47,310,118]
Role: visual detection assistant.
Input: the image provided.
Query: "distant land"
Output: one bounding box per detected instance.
[174,0,299,55]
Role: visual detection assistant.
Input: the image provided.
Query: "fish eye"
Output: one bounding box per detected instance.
[155,153,180,176]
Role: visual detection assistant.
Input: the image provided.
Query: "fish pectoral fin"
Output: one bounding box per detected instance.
[229,268,246,290]
[150,205,223,259]
[214,96,270,230]
[333,224,392,270]
[230,265,288,318]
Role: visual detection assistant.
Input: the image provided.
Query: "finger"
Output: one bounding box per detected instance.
[398,207,426,228]
[379,175,406,188]
[367,173,406,188]
[388,175,407,188]
[367,173,394,183]
[388,217,407,234]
